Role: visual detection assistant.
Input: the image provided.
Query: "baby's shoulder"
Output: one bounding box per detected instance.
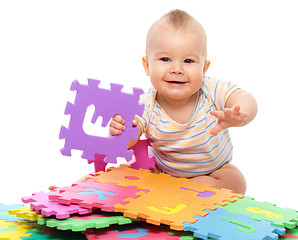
[140,87,156,109]
[202,76,221,87]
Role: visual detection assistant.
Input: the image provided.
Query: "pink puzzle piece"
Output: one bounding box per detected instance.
[49,179,149,211]
[59,79,144,165]
[22,190,92,219]
[130,139,155,170]
[89,139,156,172]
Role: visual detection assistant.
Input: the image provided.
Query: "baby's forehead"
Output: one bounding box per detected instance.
[146,19,207,56]
[149,18,204,37]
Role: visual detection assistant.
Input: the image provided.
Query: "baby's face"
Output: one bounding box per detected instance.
[143,20,209,104]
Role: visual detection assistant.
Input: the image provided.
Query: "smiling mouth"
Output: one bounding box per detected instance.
[167,81,186,84]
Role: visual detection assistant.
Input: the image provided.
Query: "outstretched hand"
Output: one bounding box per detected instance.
[210,105,248,135]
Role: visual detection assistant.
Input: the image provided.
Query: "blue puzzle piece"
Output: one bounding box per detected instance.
[77,188,117,200]
[0,225,17,233]
[0,210,26,222]
[0,204,24,212]
[183,208,285,240]
[115,227,149,238]
[0,204,26,222]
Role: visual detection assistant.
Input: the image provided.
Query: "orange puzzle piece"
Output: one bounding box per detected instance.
[89,165,176,190]
[114,190,217,230]
[88,166,243,230]
[76,166,244,231]
[157,177,243,207]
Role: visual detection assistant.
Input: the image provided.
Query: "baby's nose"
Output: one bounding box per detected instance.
[170,62,184,74]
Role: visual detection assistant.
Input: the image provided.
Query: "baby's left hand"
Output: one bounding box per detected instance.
[210,105,248,135]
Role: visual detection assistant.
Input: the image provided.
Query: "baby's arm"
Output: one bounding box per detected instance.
[210,89,257,135]
[109,115,142,148]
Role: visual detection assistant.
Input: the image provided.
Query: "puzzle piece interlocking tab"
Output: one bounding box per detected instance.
[9,206,42,221]
[59,79,144,164]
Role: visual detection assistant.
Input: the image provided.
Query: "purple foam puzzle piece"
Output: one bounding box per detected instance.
[22,190,92,219]
[59,79,144,165]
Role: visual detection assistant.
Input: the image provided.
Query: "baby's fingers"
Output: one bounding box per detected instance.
[210,110,225,119]
[210,124,223,135]
[110,121,125,135]
[109,115,125,136]
[113,114,125,124]
[232,105,241,115]
[223,108,232,118]
[240,111,249,118]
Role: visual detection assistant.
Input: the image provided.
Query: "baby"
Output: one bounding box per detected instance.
[110,9,257,194]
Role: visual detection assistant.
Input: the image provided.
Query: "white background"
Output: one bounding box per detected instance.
[0,1,297,209]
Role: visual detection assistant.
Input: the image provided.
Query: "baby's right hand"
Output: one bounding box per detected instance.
[109,115,125,136]
[109,115,139,136]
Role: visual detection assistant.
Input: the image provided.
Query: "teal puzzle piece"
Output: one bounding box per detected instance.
[184,208,285,240]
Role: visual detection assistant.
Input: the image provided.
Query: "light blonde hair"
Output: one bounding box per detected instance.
[162,9,194,29]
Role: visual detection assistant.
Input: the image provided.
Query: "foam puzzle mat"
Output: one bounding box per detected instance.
[2,165,295,239]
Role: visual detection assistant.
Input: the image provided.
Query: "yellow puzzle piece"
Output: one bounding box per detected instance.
[0,220,37,240]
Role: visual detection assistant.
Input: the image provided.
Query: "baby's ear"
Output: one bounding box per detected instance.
[142,56,150,76]
[203,60,211,75]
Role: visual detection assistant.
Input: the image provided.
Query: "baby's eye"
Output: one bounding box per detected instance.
[184,59,194,63]
[160,57,171,62]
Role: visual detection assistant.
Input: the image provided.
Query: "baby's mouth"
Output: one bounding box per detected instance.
[166,80,187,84]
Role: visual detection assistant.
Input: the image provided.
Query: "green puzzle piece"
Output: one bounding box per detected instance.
[219,196,298,229]
[168,230,201,239]
[38,212,139,232]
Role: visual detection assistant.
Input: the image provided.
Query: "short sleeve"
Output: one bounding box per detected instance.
[136,88,155,134]
[203,77,239,111]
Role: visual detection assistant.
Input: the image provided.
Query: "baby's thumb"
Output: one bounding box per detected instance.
[132,117,139,127]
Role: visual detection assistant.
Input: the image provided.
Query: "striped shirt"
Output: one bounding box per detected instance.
[137,76,239,178]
